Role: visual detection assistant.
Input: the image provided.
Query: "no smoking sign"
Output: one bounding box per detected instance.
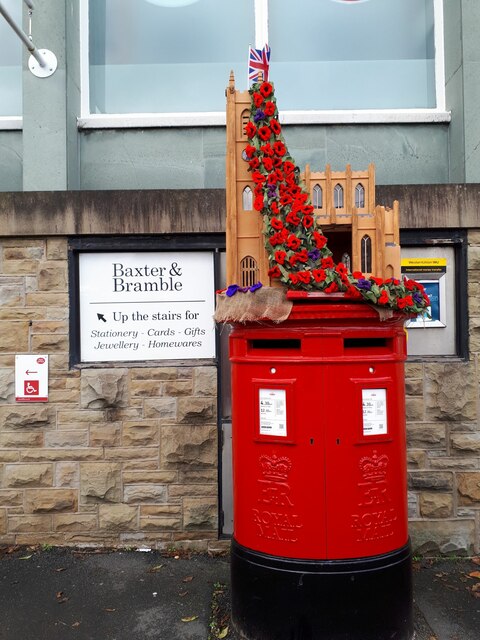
[15,355,49,403]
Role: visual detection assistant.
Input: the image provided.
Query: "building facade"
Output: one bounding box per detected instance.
[0,0,480,555]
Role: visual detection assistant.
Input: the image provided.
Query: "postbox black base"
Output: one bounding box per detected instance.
[231,538,413,640]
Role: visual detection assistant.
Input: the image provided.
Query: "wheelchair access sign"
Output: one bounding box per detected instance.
[15,355,48,402]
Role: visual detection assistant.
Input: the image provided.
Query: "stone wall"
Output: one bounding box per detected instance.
[1,232,480,556]
[0,237,219,551]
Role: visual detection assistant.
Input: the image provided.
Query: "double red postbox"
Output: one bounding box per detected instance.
[229,298,413,640]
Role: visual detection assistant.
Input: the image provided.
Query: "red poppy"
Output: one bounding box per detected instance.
[244,144,256,158]
[249,158,260,170]
[325,282,339,294]
[258,126,272,141]
[254,195,264,211]
[287,235,301,250]
[268,265,281,279]
[253,92,264,108]
[244,122,257,138]
[289,254,299,267]
[264,101,276,116]
[270,119,281,135]
[346,285,362,299]
[296,249,309,263]
[283,161,295,174]
[321,256,334,269]
[275,250,287,265]
[270,201,280,214]
[405,295,414,306]
[404,278,415,291]
[272,156,283,168]
[423,293,431,305]
[385,277,400,286]
[267,172,279,185]
[336,263,348,276]
[302,215,314,229]
[268,232,285,247]
[273,141,286,156]
[259,82,273,98]
[289,273,299,285]
[352,271,364,279]
[286,211,301,226]
[280,195,293,206]
[302,204,314,216]
[251,171,266,184]
[313,232,328,249]
[260,143,274,157]
[271,217,284,230]
[262,157,274,171]
[371,276,384,286]
[378,290,389,305]
[312,268,326,282]
[297,271,312,284]
[397,297,407,309]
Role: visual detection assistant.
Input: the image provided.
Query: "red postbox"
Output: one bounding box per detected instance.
[230,298,413,640]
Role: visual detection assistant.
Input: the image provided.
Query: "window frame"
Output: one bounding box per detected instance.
[78,0,449,130]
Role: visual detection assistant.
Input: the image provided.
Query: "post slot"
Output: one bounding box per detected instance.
[249,339,301,350]
[343,337,391,350]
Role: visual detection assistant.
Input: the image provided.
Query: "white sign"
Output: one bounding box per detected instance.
[79,252,216,362]
[362,388,387,436]
[259,388,287,437]
[15,355,49,402]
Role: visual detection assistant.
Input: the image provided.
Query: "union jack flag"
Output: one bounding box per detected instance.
[248,44,271,85]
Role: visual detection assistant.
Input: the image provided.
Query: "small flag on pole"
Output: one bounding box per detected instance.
[248,44,271,85]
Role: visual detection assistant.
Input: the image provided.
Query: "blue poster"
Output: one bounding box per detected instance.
[422,281,440,322]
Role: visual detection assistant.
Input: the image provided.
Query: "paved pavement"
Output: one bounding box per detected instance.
[0,545,479,639]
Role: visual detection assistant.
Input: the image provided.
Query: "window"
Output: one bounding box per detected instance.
[87,0,254,114]
[242,186,253,211]
[313,184,323,209]
[334,184,344,209]
[0,0,22,116]
[361,235,372,273]
[82,0,446,125]
[355,183,365,208]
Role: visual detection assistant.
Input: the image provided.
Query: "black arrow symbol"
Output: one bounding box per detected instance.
[97,313,107,323]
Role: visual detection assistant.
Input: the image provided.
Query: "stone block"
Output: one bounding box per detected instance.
[81,369,129,409]
[451,433,480,453]
[162,380,193,396]
[131,368,177,380]
[140,505,181,516]
[3,244,44,260]
[54,514,97,532]
[405,397,424,421]
[99,504,137,531]
[179,469,218,483]
[37,262,67,291]
[419,492,453,518]
[20,449,104,462]
[430,457,477,470]
[405,363,423,378]
[408,471,453,491]
[104,447,158,461]
[161,425,217,468]
[0,405,50,429]
[130,380,163,397]
[424,363,477,421]
[0,451,19,462]
[30,320,68,334]
[46,238,67,260]
[0,368,15,401]
[124,485,168,504]
[408,492,418,518]
[183,497,217,530]
[169,484,216,498]
[0,432,43,448]
[4,463,53,487]
[55,462,79,488]
[2,260,37,275]
[407,449,427,469]
[177,397,216,423]
[405,379,423,396]
[44,431,88,448]
[24,489,77,513]
[57,410,106,425]
[0,490,23,506]
[31,334,69,352]
[122,471,177,484]
[468,245,480,270]
[90,425,122,447]
[25,292,68,307]
[8,515,53,533]
[193,367,217,396]
[140,517,181,531]
[457,472,480,505]
[0,322,29,352]
[407,423,446,448]
[143,398,177,422]
[80,463,122,502]
[0,509,6,534]
[409,520,475,556]
[0,280,23,307]
[122,422,159,446]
